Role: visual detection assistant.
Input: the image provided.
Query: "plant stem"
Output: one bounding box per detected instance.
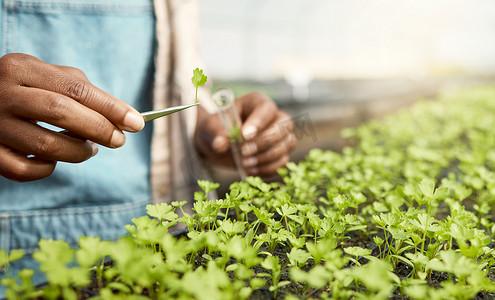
[421,216,428,254]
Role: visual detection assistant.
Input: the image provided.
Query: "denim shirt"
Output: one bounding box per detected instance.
[0,0,155,294]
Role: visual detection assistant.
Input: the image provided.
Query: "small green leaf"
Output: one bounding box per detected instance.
[287,248,311,267]
[8,250,24,263]
[197,180,220,194]
[191,67,208,104]
[250,277,266,289]
[0,249,24,268]
[171,200,187,207]
[373,236,384,246]
[419,178,435,199]
[191,68,207,88]
[146,203,178,221]
[344,246,372,257]
[218,219,246,236]
[247,176,271,193]
[76,236,107,267]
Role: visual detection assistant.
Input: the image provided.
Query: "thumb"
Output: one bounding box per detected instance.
[195,113,231,155]
[211,134,229,153]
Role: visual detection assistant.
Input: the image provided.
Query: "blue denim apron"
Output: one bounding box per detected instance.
[0,0,155,295]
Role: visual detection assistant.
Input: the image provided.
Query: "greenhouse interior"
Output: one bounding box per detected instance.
[2,0,495,299]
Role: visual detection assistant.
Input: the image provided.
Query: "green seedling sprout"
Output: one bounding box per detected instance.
[191,67,207,104]
[212,88,247,180]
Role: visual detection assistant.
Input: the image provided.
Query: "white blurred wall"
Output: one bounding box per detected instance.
[199,0,495,81]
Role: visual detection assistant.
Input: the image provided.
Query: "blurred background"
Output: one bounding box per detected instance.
[197,0,495,183]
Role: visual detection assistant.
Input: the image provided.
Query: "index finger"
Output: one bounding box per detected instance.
[7,55,144,132]
[236,92,278,141]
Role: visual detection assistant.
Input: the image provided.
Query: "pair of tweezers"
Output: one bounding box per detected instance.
[141,102,200,122]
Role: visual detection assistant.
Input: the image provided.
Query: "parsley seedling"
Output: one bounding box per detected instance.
[191,67,207,104]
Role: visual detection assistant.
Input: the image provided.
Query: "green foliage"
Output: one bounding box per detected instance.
[0,249,24,270]
[3,85,495,299]
[228,125,242,143]
[191,67,207,104]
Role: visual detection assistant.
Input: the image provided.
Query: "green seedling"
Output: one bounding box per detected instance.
[258,255,289,299]
[191,68,207,104]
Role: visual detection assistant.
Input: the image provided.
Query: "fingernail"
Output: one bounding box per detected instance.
[242,142,256,156]
[243,156,257,168]
[89,141,98,157]
[123,111,145,132]
[213,136,229,152]
[242,125,257,140]
[111,130,126,148]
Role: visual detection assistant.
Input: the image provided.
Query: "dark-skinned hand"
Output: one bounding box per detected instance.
[0,53,145,182]
[194,91,296,177]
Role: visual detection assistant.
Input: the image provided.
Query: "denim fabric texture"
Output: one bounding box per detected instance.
[0,0,156,296]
